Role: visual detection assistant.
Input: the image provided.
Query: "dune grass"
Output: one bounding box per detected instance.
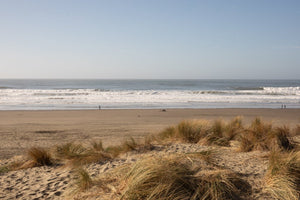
[55,142,112,166]
[157,117,294,152]
[199,120,229,146]
[91,140,104,151]
[194,169,249,200]
[43,117,295,169]
[264,151,300,200]
[156,117,296,154]
[105,137,138,157]
[157,117,246,147]
[4,147,55,170]
[5,117,296,172]
[53,137,155,167]
[55,143,87,160]
[71,153,250,200]
[0,166,9,174]
[120,155,247,200]
[121,156,196,200]
[74,167,93,192]
[239,118,294,152]
[27,147,54,167]
[177,120,209,143]
[3,137,152,171]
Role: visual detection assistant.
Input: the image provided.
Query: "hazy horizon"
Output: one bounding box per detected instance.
[1,77,299,81]
[0,1,299,79]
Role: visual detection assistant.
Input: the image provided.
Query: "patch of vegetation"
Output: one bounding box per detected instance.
[55,143,87,160]
[27,147,53,167]
[91,140,104,151]
[239,118,294,152]
[0,166,9,174]
[156,117,295,153]
[119,155,249,200]
[264,151,300,200]
[55,142,111,166]
[74,167,93,192]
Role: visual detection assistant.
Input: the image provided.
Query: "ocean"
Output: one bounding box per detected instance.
[0,79,299,110]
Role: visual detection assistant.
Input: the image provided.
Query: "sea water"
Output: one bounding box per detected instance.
[0,79,299,110]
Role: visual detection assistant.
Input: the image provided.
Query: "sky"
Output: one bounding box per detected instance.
[0,0,299,79]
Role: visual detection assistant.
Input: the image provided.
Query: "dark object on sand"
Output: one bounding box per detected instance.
[161,109,166,112]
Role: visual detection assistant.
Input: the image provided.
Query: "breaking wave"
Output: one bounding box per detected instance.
[0,86,299,109]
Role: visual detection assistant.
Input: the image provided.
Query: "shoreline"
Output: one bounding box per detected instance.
[0,108,299,159]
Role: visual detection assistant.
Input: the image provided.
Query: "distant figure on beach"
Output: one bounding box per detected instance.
[284,105,286,109]
[98,105,101,110]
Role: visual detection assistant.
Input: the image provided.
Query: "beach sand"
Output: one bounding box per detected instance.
[0,108,299,200]
[0,108,299,159]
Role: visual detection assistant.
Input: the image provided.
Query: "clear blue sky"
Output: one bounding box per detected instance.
[0,0,299,79]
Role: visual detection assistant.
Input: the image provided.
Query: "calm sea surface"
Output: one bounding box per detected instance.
[0,79,299,110]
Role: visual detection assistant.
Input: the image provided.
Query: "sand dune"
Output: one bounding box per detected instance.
[0,108,299,199]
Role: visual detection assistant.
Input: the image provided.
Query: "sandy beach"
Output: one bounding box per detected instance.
[0,108,299,200]
[0,108,299,160]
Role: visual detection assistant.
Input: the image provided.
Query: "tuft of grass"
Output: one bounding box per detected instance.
[27,147,53,167]
[120,155,247,200]
[239,134,255,152]
[105,137,138,158]
[239,118,294,152]
[157,120,209,143]
[142,136,155,151]
[264,151,300,200]
[177,120,201,143]
[264,175,299,200]
[121,155,197,200]
[5,160,25,171]
[211,120,224,137]
[158,119,242,147]
[75,167,93,192]
[55,143,87,160]
[54,137,153,167]
[104,145,123,158]
[194,169,247,200]
[0,166,9,174]
[72,151,112,166]
[91,140,104,151]
[272,126,294,151]
[104,137,153,158]
[55,142,111,166]
[224,116,243,141]
[158,126,176,140]
[122,137,138,152]
[176,120,209,143]
[199,120,232,147]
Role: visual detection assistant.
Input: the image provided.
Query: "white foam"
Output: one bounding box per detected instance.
[0,87,299,109]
